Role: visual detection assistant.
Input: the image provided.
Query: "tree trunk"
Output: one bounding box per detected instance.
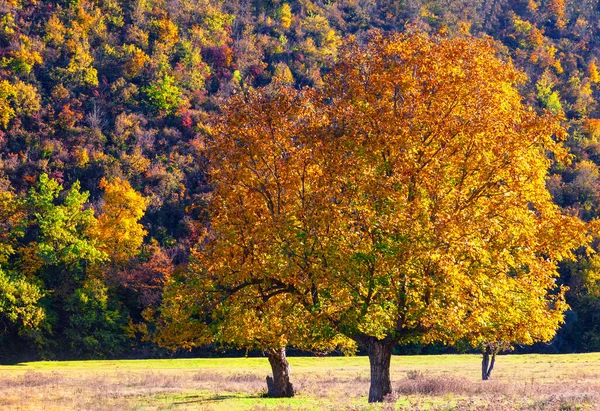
[366,339,394,402]
[265,347,294,398]
[481,346,496,380]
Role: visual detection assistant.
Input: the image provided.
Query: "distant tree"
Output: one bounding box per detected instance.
[24,174,107,285]
[588,60,600,84]
[0,81,17,129]
[0,187,44,353]
[95,177,148,265]
[143,74,183,115]
[21,174,120,357]
[536,74,563,114]
[279,3,292,29]
[0,80,37,129]
[548,0,567,29]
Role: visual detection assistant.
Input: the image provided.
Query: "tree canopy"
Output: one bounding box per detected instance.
[162,32,593,402]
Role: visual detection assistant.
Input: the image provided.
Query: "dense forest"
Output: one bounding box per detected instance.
[2,0,600,362]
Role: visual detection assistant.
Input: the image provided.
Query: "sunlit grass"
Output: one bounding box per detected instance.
[2,353,600,409]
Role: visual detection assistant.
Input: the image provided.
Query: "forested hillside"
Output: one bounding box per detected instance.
[2,0,600,361]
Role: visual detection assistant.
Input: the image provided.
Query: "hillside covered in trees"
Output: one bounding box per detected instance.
[2,0,600,362]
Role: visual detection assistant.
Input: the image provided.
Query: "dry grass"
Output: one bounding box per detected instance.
[388,374,600,410]
[1,354,600,409]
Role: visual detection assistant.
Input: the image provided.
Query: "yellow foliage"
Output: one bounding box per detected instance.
[574,81,595,117]
[280,3,292,29]
[588,61,600,84]
[549,0,567,29]
[582,255,600,297]
[0,81,17,129]
[154,17,179,46]
[553,59,564,74]
[0,188,22,265]
[4,35,43,74]
[122,147,151,174]
[122,44,150,78]
[13,81,41,115]
[459,22,471,35]
[527,0,540,11]
[0,80,40,129]
[160,33,592,356]
[63,41,99,87]
[75,147,90,168]
[513,17,532,33]
[95,178,148,263]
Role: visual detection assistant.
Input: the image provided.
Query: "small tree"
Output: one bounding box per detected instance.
[461,264,572,380]
[144,74,183,115]
[95,177,148,264]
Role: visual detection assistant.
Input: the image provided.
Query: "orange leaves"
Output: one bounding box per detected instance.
[323,31,589,348]
[163,32,592,357]
[549,0,567,29]
[156,17,179,41]
[122,44,150,78]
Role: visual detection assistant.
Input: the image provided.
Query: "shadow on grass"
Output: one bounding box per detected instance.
[174,393,265,405]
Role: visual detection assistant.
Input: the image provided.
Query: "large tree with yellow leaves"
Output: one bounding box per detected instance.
[161,32,593,402]
[157,84,349,398]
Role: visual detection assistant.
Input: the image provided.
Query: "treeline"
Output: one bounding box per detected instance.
[2,0,600,361]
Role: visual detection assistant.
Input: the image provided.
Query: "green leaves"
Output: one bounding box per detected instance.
[65,278,127,358]
[27,174,107,270]
[143,74,183,115]
[0,267,44,332]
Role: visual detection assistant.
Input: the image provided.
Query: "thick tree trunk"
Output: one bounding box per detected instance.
[481,346,496,380]
[366,339,394,402]
[265,347,294,398]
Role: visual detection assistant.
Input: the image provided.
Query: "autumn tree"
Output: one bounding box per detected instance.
[548,0,567,29]
[0,80,40,129]
[22,174,124,357]
[168,31,594,403]
[157,85,351,398]
[313,33,591,401]
[95,177,148,265]
[23,174,107,287]
[460,261,574,380]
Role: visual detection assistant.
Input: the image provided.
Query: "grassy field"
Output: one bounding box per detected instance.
[1,353,600,410]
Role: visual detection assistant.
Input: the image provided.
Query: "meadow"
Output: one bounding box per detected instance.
[1,353,600,410]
